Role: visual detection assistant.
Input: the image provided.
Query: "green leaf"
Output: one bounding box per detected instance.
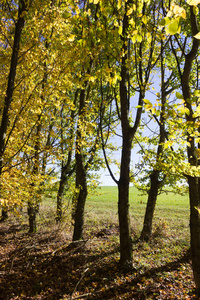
[168,19,179,35]
[164,17,171,25]
[193,5,199,15]
[143,99,151,104]
[194,90,200,97]
[178,106,190,115]
[62,11,70,19]
[176,92,183,99]
[159,19,165,26]
[185,107,190,115]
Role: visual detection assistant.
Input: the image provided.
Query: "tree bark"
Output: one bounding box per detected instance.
[28,123,41,233]
[140,171,160,241]
[28,203,37,233]
[188,176,200,295]
[72,154,87,241]
[56,171,66,223]
[118,134,133,264]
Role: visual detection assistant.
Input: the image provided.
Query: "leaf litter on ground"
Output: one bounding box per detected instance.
[0,213,198,300]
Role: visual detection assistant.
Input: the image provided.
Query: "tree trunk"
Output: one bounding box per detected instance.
[28,203,37,233]
[140,39,165,242]
[140,171,160,241]
[56,171,67,223]
[72,152,87,241]
[179,6,200,295]
[188,176,200,295]
[117,0,134,265]
[28,122,41,233]
[72,87,88,241]
[118,135,133,265]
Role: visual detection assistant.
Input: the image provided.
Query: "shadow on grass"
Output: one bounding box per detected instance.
[0,224,119,300]
[85,248,193,300]
[0,222,195,300]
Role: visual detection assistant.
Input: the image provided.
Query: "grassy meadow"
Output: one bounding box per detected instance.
[85,186,190,243]
[0,185,195,300]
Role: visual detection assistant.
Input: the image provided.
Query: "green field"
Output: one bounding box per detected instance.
[85,186,190,242]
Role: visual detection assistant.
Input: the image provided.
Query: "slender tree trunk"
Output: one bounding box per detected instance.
[116,0,133,265]
[186,138,200,296]
[56,169,67,223]
[0,0,27,220]
[72,158,87,241]
[72,88,88,241]
[188,176,200,295]
[140,39,165,241]
[140,171,160,241]
[28,203,37,233]
[179,6,200,295]
[28,123,41,233]
[118,135,133,265]
[56,94,76,223]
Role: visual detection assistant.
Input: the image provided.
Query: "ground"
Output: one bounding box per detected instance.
[0,216,198,300]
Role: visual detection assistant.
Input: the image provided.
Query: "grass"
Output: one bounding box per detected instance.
[86,186,190,240]
[0,186,196,300]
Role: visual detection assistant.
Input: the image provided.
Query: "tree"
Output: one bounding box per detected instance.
[0,0,29,220]
[164,0,200,295]
[140,41,167,241]
[99,0,161,265]
[179,8,200,296]
[55,99,76,223]
[139,35,182,241]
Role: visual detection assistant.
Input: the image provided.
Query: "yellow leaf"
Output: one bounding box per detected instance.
[194,32,200,39]
[127,8,133,16]
[118,26,122,35]
[196,149,200,157]
[114,19,118,27]
[143,99,151,104]
[193,5,199,15]
[142,15,147,25]
[173,5,186,19]
[89,76,95,82]
[187,0,200,5]
[137,34,142,43]
[68,35,75,42]
[129,18,135,26]
[117,0,122,9]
